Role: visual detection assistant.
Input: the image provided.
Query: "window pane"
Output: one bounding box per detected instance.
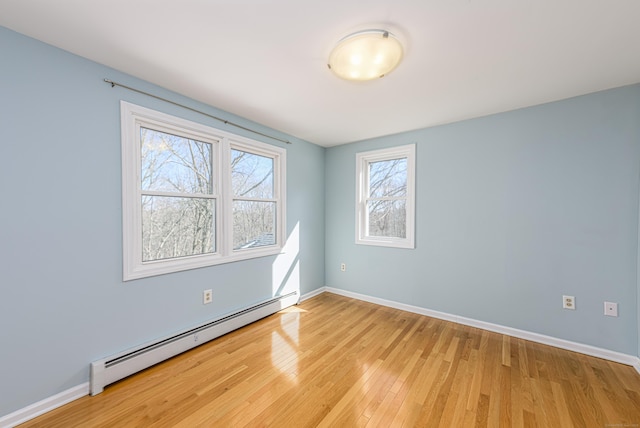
[367,200,406,238]
[231,149,274,198]
[369,158,407,198]
[141,128,212,194]
[233,201,275,249]
[142,196,215,262]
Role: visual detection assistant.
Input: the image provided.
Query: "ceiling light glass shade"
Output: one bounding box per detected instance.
[328,30,403,81]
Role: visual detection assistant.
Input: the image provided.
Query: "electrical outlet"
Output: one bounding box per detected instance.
[562,295,575,310]
[203,289,213,304]
[340,263,346,272]
[604,302,618,317]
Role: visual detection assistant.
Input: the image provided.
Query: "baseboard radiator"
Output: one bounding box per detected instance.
[90,291,298,396]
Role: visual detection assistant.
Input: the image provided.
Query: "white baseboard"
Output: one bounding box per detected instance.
[323,287,640,374]
[299,287,326,302]
[0,382,89,428]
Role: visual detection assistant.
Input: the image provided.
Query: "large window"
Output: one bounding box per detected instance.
[355,144,415,248]
[121,101,286,280]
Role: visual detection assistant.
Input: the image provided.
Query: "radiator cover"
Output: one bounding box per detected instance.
[90,291,298,395]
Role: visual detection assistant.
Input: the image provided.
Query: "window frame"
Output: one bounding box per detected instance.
[355,144,416,249]
[121,101,286,281]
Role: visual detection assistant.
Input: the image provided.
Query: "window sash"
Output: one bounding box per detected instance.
[232,200,277,250]
[365,198,407,239]
[139,126,215,195]
[141,195,216,262]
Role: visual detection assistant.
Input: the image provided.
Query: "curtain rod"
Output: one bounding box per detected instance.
[103,79,291,145]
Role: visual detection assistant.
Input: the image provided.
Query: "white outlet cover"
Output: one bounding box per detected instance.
[562,295,575,310]
[604,301,618,317]
[203,289,213,304]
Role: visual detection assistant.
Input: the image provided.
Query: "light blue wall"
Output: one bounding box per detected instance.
[326,84,640,356]
[0,26,325,416]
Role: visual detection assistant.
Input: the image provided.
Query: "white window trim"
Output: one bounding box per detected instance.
[355,144,415,249]
[121,101,286,281]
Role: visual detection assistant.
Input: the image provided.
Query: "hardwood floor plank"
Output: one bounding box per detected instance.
[19,292,640,427]
[550,380,575,428]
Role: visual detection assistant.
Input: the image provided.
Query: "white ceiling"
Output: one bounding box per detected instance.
[1,0,639,147]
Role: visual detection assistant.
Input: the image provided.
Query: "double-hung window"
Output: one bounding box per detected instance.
[121,101,285,280]
[355,144,415,248]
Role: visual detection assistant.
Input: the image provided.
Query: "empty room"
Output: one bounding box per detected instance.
[1,1,640,427]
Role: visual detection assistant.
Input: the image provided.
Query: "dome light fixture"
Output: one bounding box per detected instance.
[328,29,404,81]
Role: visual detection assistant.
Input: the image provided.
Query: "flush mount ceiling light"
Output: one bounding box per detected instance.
[328,29,404,81]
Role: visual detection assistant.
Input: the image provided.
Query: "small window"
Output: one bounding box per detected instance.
[356,144,415,248]
[121,102,286,280]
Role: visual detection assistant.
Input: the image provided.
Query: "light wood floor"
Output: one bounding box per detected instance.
[21,292,640,427]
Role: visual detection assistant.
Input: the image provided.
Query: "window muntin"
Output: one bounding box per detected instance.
[121,101,286,280]
[356,144,415,248]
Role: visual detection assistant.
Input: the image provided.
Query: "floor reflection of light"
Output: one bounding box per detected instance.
[317,354,406,425]
[271,308,301,384]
